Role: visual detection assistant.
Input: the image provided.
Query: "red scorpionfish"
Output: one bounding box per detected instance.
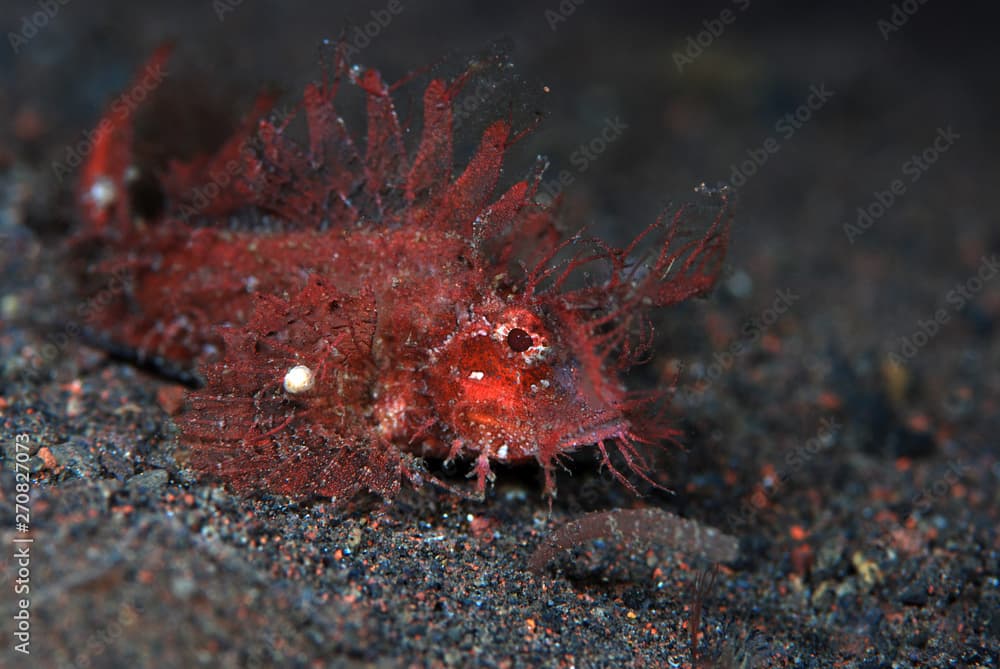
[70,44,731,503]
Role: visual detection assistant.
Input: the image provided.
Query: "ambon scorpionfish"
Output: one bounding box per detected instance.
[71,44,731,503]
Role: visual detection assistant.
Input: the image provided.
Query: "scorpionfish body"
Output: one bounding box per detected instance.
[71,45,731,502]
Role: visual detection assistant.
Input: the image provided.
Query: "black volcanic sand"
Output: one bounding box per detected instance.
[1,2,998,667]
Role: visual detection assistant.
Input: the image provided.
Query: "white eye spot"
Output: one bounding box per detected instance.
[497,444,509,460]
[468,371,485,381]
[88,176,117,209]
[283,365,315,394]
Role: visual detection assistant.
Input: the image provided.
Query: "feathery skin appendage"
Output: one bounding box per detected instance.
[71,46,732,502]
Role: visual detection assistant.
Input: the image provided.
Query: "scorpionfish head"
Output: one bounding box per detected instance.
[424,295,636,474]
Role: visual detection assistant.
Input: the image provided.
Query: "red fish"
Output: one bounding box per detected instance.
[72,46,731,503]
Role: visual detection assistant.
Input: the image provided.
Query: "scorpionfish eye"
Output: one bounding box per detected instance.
[425,306,569,452]
[506,327,533,352]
